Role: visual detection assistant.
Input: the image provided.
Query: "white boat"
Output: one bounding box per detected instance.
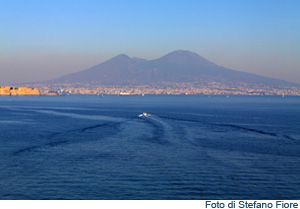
[59,89,71,96]
[138,112,151,117]
[119,92,139,96]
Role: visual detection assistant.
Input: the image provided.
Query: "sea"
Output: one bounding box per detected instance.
[0,95,299,200]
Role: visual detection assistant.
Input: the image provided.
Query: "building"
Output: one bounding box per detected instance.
[0,86,40,96]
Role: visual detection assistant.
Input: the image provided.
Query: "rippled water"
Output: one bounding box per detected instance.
[0,95,299,199]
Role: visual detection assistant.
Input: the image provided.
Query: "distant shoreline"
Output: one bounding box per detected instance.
[2,85,300,97]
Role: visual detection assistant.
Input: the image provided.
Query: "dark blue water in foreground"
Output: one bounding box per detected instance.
[0,95,300,200]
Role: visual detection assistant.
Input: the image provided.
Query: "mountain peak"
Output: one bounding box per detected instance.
[113,54,130,60]
[169,50,197,55]
[104,54,132,65]
[158,50,214,65]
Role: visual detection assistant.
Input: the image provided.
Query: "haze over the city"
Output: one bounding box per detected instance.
[1,0,299,85]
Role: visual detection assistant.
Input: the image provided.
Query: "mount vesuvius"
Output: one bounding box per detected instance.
[44,50,298,89]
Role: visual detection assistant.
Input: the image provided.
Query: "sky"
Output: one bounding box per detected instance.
[1,0,300,85]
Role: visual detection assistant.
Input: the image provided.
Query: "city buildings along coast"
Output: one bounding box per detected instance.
[28,82,300,96]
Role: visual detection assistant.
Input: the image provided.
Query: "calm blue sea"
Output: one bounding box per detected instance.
[0,95,299,200]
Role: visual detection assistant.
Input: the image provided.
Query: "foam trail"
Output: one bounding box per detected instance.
[36,110,123,122]
[0,120,32,124]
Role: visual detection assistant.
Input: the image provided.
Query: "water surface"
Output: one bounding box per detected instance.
[0,95,299,199]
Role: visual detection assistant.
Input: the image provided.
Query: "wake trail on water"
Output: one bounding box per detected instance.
[137,115,203,147]
[159,116,201,123]
[212,123,296,141]
[35,110,124,122]
[137,116,170,145]
[13,116,137,156]
[157,115,297,142]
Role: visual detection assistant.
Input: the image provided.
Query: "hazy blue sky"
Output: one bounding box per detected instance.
[1,0,300,84]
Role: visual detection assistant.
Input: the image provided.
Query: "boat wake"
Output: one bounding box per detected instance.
[13,117,136,156]
[212,123,296,141]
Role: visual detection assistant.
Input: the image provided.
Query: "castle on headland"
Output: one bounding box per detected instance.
[0,86,40,96]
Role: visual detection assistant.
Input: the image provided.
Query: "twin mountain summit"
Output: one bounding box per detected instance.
[31,50,300,95]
